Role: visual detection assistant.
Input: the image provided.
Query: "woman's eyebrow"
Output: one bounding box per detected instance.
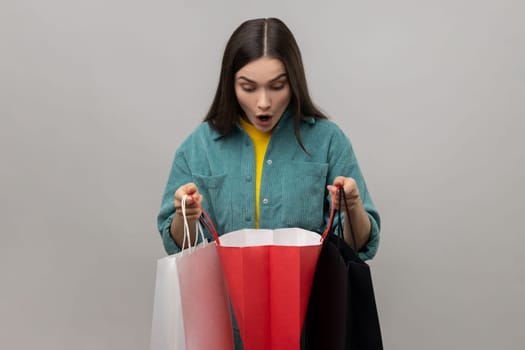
[237,73,288,84]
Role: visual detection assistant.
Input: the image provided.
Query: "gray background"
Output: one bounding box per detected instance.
[1,0,524,349]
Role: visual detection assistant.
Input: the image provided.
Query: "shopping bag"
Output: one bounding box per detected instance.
[150,196,234,350]
[150,253,185,350]
[197,199,336,350]
[177,240,234,349]
[300,234,348,349]
[301,187,383,350]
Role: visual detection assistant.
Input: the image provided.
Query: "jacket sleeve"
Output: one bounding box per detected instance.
[156,149,193,255]
[325,125,381,261]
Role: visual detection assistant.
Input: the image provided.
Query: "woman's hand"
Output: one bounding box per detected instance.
[327,176,371,250]
[174,182,203,220]
[326,176,361,211]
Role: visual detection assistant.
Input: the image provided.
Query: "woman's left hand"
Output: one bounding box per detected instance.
[327,176,361,211]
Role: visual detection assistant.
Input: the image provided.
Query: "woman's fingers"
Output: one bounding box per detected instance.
[327,177,360,210]
[174,183,203,218]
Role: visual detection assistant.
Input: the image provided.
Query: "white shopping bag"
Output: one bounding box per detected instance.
[150,196,234,350]
[150,253,185,350]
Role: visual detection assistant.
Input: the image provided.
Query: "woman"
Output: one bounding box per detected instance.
[157,17,380,349]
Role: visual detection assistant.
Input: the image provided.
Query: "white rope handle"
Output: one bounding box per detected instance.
[181,195,191,250]
[181,194,207,253]
[195,219,206,250]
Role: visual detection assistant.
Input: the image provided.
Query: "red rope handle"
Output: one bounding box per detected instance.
[189,194,221,245]
[191,188,338,245]
[321,189,337,242]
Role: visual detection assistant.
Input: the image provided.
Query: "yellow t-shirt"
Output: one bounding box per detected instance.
[239,118,272,228]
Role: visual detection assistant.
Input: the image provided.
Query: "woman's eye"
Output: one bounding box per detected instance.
[271,85,285,91]
[241,86,256,92]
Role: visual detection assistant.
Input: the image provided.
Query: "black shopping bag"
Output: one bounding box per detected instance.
[301,187,383,350]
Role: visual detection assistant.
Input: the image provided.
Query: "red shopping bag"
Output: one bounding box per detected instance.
[196,198,335,350]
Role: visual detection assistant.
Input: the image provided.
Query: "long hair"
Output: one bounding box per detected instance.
[204,18,327,151]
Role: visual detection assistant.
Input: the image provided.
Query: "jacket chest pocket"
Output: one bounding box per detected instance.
[281,161,329,231]
[192,173,232,235]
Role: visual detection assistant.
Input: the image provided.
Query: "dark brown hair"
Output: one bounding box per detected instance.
[204,17,327,150]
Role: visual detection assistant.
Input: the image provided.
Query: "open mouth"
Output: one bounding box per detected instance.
[257,115,272,122]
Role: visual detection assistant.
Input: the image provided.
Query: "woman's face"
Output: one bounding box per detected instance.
[235,57,291,133]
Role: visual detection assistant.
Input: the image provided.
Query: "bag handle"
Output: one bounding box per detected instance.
[181,195,207,252]
[191,193,337,245]
[320,190,337,242]
[334,186,358,252]
[188,194,221,246]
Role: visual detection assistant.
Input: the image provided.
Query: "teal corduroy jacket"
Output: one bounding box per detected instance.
[157,108,381,261]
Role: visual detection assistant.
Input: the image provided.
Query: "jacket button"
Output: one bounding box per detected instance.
[245,175,252,182]
[262,198,269,205]
[266,159,272,165]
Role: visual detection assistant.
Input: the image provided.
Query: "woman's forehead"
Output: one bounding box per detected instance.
[235,57,287,82]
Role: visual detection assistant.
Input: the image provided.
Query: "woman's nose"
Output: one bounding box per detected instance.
[257,90,271,110]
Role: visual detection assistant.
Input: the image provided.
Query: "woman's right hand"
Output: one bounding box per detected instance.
[174,182,203,220]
